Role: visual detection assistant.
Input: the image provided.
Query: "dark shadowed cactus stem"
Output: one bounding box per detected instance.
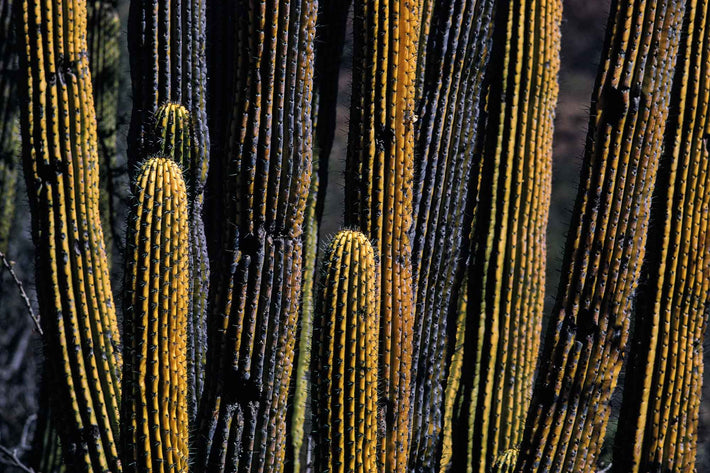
[515,1,686,471]
[31,376,66,473]
[120,157,190,473]
[312,230,381,473]
[345,0,421,470]
[447,1,560,471]
[193,0,316,471]
[87,0,120,267]
[15,0,123,465]
[407,0,495,470]
[612,1,710,471]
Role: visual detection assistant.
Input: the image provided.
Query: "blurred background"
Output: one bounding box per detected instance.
[1,0,708,470]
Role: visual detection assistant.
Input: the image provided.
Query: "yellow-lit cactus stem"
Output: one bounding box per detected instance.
[312,230,382,473]
[515,1,687,472]
[16,0,122,464]
[491,449,518,473]
[120,156,190,473]
[445,1,560,472]
[612,1,710,472]
[408,0,495,470]
[152,101,209,426]
[345,0,421,470]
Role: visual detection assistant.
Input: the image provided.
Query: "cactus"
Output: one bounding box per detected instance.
[192,0,316,470]
[490,449,518,473]
[345,0,421,470]
[120,156,190,473]
[312,230,381,473]
[515,1,687,471]
[612,1,710,471]
[31,374,66,473]
[15,0,123,465]
[407,0,495,470]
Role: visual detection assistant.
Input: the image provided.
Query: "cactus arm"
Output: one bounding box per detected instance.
[515,1,687,471]
[612,2,710,471]
[312,230,381,473]
[15,0,123,465]
[120,157,190,473]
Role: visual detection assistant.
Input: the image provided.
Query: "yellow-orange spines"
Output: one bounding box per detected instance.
[121,157,190,473]
[313,230,381,473]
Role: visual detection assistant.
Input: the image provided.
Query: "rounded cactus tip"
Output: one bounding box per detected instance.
[492,448,518,472]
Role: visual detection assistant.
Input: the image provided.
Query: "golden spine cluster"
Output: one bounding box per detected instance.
[312,230,381,473]
[120,157,190,473]
[516,1,688,471]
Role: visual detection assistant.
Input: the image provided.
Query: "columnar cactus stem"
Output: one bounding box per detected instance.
[612,1,710,471]
[312,230,381,473]
[345,0,421,470]
[407,1,494,470]
[491,449,518,473]
[193,0,316,471]
[31,376,66,473]
[15,0,123,465]
[515,1,687,471]
[120,156,190,473]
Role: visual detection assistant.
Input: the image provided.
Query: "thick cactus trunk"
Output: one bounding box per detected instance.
[312,230,382,473]
[193,0,316,471]
[15,0,123,466]
[612,1,710,471]
[515,1,687,471]
[120,157,190,473]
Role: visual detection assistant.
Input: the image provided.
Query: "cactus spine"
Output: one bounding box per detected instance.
[313,230,381,473]
[15,0,123,465]
[515,1,687,471]
[612,1,710,471]
[120,157,190,473]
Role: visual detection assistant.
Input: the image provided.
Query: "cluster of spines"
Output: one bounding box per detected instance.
[515,0,688,471]
[120,157,189,473]
[407,0,495,470]
[312,230,381,473]
[15,0,123,464]
[612,1,710,471]
[345,0,421,470]
[192,0,316,470]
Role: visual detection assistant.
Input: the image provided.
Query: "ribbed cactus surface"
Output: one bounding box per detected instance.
[491,449,518,473]
[15,0,122,465]
[120,157,190,473]
[313,230,381,473]
[0,0,18,252]
[612,1,710,471]
[345,1,421,470]
[516,1,687,471]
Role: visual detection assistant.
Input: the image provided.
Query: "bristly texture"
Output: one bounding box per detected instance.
[15,0,123,465]
[447,1,561,471]
[344,0,421,470]
[120,157,190,473]
[612,1,710,471]
[192,0,316,471]
[312,230,381,473]
[407,1,495,470]
[515,1,687,471]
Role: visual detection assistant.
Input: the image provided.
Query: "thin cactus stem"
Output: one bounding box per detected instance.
[15,0,123,465]
[515,1,687,471]
[120,157,190,473]
[344,0,421,470]
[612,1,710,471]
[312,230,382,473]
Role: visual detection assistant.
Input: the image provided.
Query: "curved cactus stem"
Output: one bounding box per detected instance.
[120,157,190,473]
[312,230,382,473]
[612,1,710,471]
[515,1,688,471]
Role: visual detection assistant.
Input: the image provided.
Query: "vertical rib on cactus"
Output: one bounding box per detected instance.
[312,230,381,473]
[87,0,120,267]
[612,1,710,471]
[120,157,190,473]
[15,0,123,464]
[515,1,687,471]
[31,374,66,473]
[491,449,518,473]
[193,0,316,470]
[345,0,420,470]
[407,1,495,470]
[446,1,560,471]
